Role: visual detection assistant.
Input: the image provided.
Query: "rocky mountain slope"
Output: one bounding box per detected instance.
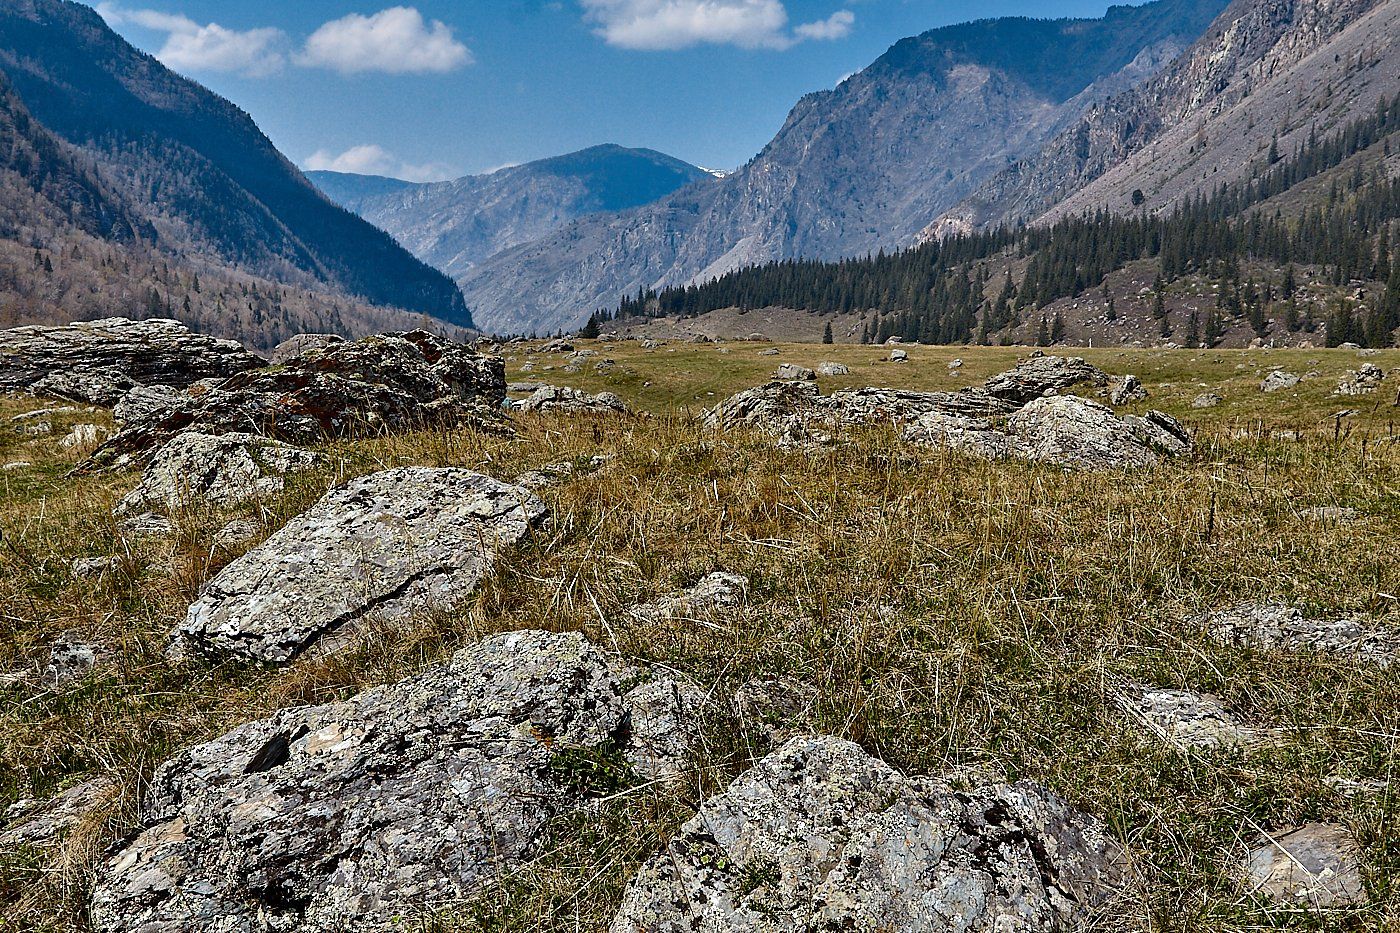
[457,0,1229,335]
[312,145,711,284]
[0,0,472,329]
[937,0,1400,233]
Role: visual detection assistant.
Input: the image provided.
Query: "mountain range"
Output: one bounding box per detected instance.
[0,0,471,345]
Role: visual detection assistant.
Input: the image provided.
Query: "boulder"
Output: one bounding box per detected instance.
[1108,374,1148,405]
[816,362,849,377]
[116,433,322,515]
[83,331,507,469]
[775,363,815,381]
[889,348,909,362]
[905,396,1191,470]
[1245,823,1365,907]
[1124,687,1258,750]
[982,354,1109,405]
[90,631,703,933]
[1335,363,1386,396]
[628,572,749,624]
[1202,602,1397,667]
[113,385,182,426]
[175,469,546,664]
[515,385,628,415]
[610,736,1126,933]
[1192,393,1223,408]
[271,333,344,364]
[0,318,263,405]
[1261,370,1300,393]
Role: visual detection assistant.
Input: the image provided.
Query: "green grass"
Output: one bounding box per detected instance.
[2,343,1398,931]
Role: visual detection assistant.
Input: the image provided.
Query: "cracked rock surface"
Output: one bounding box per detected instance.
[610,736,1126,933]
[175,468,547,664]
[117,432,322,515]
[515,384,629,414]
[1202,602,1398,667]
[90,630,703,933]
[627,572,749,623]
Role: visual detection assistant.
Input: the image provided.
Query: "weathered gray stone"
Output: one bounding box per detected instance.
[775,363,815,381]
[1335,363,1385,396]
[58,423,107,449]
[982,354,1109,404]
[816,362,849,377]
[1192,393,1223,408]
[271,334,345,364]
[119,512,174,538]
[1261,370,1300,393]
[1202,602,1398,667]
[734,676,819,744]
[515,455,610,490]
[610,736,1126,933]
[176,469,547,663]
[889,347,909,362]
[213,518,263,550]
[117,433,321,515]
[90,631,698,933]
[1125,687,1258,751]
[628,572,749,624]
[516,385,628,414]
[1108,374,1148,405]
[113,385,182,425]
[71,557,117,579]
[1246,823,1365,907]
[0,318,263,405]
[1299,506,1358,523]
[44,636,113,687]
[2,777,117,850]
[623,678,712,782]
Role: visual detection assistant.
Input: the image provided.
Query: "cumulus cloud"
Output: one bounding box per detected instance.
[96,3,287,77]
[297,7,473,75]
[304,145,456,183]
[580,0,852,51]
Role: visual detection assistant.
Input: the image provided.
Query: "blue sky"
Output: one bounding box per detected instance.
[96,0,1141,180]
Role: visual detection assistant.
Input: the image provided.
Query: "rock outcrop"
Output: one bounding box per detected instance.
[2,776,117,849]
[610,736,1126,933]
[1336,363,1386,396]
[1245,823,1366,907]
[90,630,705,933]
[175,469,546,664]
[271,334,344,364]
[84,331,507,469]
[116,433,322,515]
[627,572,750,624]
[0,318,263,405]
[1202,602,1398,667]
[514,385,628,415]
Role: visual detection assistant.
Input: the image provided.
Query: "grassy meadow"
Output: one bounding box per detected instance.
[1,341,1398,931]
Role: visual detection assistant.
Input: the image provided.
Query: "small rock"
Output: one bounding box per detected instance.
[628,572,749,623]
[1192,393,1223,408]
[515,385,628,415]
[1246,823,1365,907]
[1108,374,1148,405]
[44,636,112,687]
[775,363,815,381]
[758,347,780,357]
[1,461,32,472]
[1261,370,1300,393]
[119,512,174,538]
[71,557,117,579]
[1335,363,1386,396]
[1299,506,1358,523]
[734,675,819,744]
[212,518,262,549]
[10,406,75,422]
[1126,687,1258,750]
[623,678,712,782]
[1202,602,1397,667]
[948,358,963,370]
[1,777,118,849]
[59,424,107,449]
[889,348,908,362]
[816,362,849,377]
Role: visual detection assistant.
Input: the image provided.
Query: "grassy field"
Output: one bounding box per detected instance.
[2,342,1398,931]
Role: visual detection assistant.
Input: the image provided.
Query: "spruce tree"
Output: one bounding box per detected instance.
[822,321,834,344]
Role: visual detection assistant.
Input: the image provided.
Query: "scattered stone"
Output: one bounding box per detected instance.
[507,381,548,393]
[948,358,964,370]
[1109,374,1148,405]
[1125,687,1258,750]
[1327,776,1389,797]
[90,631,700,932]
[212,518,262,550]
[1245,823,1365,907]
[889,348,908,362]
[1192,393,1223,408]
[44,635,113,687]
[539,338,574,353]
[17,420,53,437]
[816,362,849,377]
[59,424,107,449]
[113,385,182,425]
[1,777,118,849]
[1261,370,1300,393]
[119,512,174,538]
[1336,363,1386,396]
[758,347,780,357]
[71,557,117,579]
[10,406,76,422]
[640,339,664,350]
[628,572,749,623]
[1299,506,1358,523]
[775,363,815,381]
[982,355,1109,405]
[515,455,610,489]
[83,331,507,469]
[610,736,1127,933]
[116,433,321,515]
[1202,602,1398,667]
[515,385,628,415]
[734,675,819,744]
[1,461,32,472]
[270,333,344,364]
[175,469,547,664]
[0,318,262,405]
[623,677,712,782]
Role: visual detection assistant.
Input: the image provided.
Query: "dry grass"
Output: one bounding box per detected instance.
[1,344,1398,932]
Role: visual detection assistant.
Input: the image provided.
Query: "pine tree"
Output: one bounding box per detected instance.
[1186,310,1200,348]
[1035,316,1050,347]
[822,321,834,344]
[1050,311,1065,344]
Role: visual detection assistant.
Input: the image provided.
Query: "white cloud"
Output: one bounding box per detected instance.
[304,145,456,183]
[793,9,853,42]
[579,0,851,51]
[298,7,473,75]
[97,3,287,77]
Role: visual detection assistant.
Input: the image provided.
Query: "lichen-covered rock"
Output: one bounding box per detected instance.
[1124,687,1258,750]
[1335,363,1385,396]
[113,385,182,425]
[0,318,263,405]
[90,631,698,933]
[775,364,815,381]
[1108,374,1148,405]
[1261,370,1300,393]
[83,331,507,469]
[982,354,1109,404]
[610,736,1126,933]
[623,678,712,782]
[516,385,628,414]
[1245,823,1365,907]
[58,423,107,449]
[906,396,1190,470]
[271,333,345,364]
[175,468,546,664]
[816,362,849,376]
[117,433,321,515]
[2,776,117,850]
[1202,602,1398,667]
[1192,393,1223,408]
[628,572,749,623]
[734,676,819,744]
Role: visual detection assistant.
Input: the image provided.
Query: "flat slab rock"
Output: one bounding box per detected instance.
[175,468,546,664]
[83,330,507,469]
[1124,687,1259,751]
[627,572,749,623]
[1203,602,1398,667]
[905,395,1191,470]
[0,317,263,405]
[610,736,1126,933]
[2,776,118,849]
[515,384,628,414]
[117,432,322,515]
[1246,823,1366,907]
[90,630,708,933]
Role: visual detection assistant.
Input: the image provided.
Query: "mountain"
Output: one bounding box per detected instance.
[0,0,472,330]
[937,0,1398,234]
[312,145,712,283]
[457,0,1229,334]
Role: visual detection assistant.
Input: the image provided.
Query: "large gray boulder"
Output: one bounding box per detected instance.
[175,468,546,663]
[610,736,1126,933]
[117,432,322,515]
[83,331,507,469]
[0,318,263,405]
[905,395,1191,470]
[90,630,705,933]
